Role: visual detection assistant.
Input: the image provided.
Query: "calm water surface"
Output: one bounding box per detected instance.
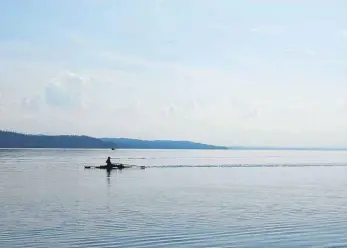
[1,149,347,247]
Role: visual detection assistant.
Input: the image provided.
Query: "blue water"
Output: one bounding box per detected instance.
[1,149,347,247]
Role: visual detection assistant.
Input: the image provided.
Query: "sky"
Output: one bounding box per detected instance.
[0,0,346,147]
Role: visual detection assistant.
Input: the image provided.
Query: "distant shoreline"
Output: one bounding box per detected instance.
[1,147,346,152]
[0,131,226,150]
[1,131,346,150]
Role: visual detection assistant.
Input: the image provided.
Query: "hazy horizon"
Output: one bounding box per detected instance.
[2,130,347,149]
[1,1,346,147]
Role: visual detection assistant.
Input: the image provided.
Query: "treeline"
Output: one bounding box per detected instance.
[101,138,228,150]
[0,131,228,149]
[0,131,114,148]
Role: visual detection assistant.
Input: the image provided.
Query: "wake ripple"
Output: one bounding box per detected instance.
[146,163,347,168]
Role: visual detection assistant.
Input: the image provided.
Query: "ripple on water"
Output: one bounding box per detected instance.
[1,149,347,247]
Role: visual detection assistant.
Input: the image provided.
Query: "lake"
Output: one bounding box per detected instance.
[1,149,347,247]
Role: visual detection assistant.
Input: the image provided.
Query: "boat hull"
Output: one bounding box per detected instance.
[84,164,145,170]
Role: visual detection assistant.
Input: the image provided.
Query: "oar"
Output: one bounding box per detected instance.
[119,163,146,169]
[121,163,146,169]
[84,165,105,169]
[109,161,146,168]
[84,166,97,169]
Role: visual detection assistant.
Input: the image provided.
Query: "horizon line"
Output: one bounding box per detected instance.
[1,130,347,150]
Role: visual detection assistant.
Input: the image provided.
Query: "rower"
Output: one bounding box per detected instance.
[106,156,113,169]
[106,157,125,170]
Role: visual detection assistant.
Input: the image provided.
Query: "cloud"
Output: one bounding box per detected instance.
[94,51,233,78]
[0,92,3,114]
[1,36,346,146]
[342,30,347,37]
[301,49,316,56]
[335,98,347,113]
[21,96,42,112]
[44,72,89,109]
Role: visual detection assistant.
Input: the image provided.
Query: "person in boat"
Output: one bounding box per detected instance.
[106,156,113,169]
[106,157,125,169]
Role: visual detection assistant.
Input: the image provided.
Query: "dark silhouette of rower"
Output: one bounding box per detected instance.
[106,157,125,170]
[106,156,113,169]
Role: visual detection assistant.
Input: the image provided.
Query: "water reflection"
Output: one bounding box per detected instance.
[106,168,111,185]
[2,149,347,248]
[105,167,123,185]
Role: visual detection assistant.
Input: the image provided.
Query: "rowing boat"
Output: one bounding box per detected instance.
[84,164,146,170]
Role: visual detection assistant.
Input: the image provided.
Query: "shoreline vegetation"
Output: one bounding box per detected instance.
[0,131,346,150]
[0,131,227,149]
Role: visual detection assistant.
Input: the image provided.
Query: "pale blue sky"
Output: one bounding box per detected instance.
[0,0,346,146]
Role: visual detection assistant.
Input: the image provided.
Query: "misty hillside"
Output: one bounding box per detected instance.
[101,138,228,150]
[0,131,114,148]
[0,131,227,149]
